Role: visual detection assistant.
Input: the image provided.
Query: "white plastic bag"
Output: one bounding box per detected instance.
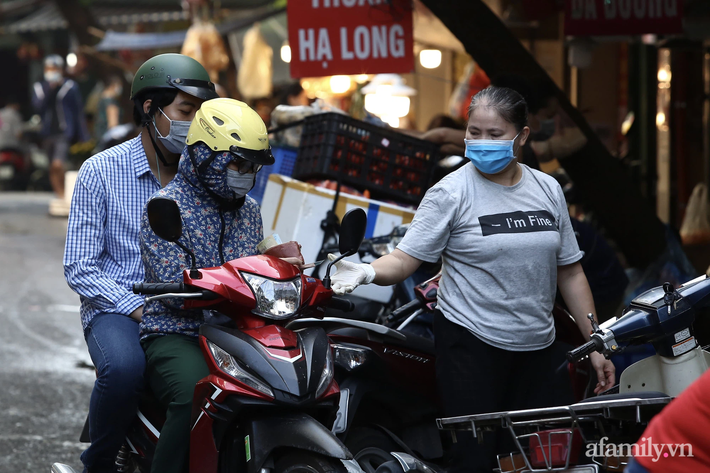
[680,183,710,245]
[181,20,229,82]
[237,24,273,101]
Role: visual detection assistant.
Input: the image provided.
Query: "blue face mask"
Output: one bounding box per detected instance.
[464,132,521,175]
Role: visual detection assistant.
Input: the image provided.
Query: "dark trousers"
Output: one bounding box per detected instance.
[82,313,145,473]
[434,311,573,473]
[142,334,210,473]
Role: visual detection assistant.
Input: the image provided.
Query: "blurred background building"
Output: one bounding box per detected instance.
[0,0,709,272]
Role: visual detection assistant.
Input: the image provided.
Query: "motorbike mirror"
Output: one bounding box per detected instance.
[147,197,202,279]
[147,197,183,242]
[338,208,367,256]
[322,208,368,290]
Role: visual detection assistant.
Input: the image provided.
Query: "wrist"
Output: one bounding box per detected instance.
[361,264,376,284]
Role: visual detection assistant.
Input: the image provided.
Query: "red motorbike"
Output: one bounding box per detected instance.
[0,147,30,191]
[52,198,368,473]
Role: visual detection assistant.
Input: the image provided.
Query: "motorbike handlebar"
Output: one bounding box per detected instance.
[328,297,355,312]
[387,299,424,325]
[566,337,604,363]
[133,282,184,295]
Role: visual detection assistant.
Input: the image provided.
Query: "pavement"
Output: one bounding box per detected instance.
[0,192,94,473]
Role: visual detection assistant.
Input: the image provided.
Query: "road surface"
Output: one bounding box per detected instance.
[0,193,93,473]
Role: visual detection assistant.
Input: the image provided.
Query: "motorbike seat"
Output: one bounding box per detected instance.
[137,390,166,431]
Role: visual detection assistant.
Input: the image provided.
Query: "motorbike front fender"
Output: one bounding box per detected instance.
[245,412,352,473]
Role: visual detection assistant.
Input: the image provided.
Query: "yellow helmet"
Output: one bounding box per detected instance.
[186,98,274,166]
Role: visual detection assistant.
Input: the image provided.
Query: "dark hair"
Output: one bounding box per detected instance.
[278,82,304,105]
[107,75,123,87]
[132,88,179,126]
[468,86,528,132]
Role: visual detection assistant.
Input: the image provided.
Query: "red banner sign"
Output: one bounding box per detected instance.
[564,0,683,36]
[287,0,414,78]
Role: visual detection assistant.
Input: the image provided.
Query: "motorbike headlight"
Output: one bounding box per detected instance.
[242,273,302,319]
[207,341,274,398]
[333,343,370,371]
[316,347,334,398]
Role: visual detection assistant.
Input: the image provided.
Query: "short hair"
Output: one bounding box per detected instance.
[44,54,64,69]
[467,86,528,132]
[132,88,179,126]
[278,82,304,105]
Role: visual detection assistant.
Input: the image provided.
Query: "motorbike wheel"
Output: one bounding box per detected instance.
[346,427,399,473]
[274,451,346,473]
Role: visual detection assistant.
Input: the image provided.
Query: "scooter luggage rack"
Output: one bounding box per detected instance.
[436,396,672,473]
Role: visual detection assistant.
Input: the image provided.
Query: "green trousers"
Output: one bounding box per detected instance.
[142,334,210,473]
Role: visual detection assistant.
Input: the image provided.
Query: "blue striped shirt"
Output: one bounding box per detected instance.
[64,136,161,330]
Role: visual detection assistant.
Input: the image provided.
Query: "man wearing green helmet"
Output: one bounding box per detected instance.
[63,53,218,473]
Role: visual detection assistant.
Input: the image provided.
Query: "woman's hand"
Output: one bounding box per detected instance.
[421,127,466,156]
[328,254,376,295]
[590,352,616,394]
[557,262,616,393]
[279,257,313,270]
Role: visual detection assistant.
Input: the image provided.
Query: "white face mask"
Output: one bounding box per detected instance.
[226,168,255,199]
[154,108,191,154]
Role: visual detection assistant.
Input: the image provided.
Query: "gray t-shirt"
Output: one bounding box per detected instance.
[397,163,583,351]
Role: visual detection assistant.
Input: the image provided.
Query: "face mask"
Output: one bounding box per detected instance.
[154,108,191,154]
[226,168,255,199]
[464,132,521,175]
[44,71,62,83]
[531,118,556,142]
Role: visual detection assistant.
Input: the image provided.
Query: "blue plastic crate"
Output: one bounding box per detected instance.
[248,145,298,204]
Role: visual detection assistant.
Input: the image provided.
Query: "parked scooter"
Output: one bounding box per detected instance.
[0,146,31,191]
[51,200,368,473]
[435,275,710,473]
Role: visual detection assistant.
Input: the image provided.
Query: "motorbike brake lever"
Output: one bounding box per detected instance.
[587,313,602,334]
[145,293,204,303]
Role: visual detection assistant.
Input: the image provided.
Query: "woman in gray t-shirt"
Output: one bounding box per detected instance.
[329,86,615,471]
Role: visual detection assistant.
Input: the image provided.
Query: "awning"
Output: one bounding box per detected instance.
[95,30,189,52]
[2,3,189,34]
[94,6,285,51]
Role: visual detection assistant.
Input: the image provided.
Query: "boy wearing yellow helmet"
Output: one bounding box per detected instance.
[138,98,273,473]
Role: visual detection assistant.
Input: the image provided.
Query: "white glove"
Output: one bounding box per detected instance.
[327,253,376,295]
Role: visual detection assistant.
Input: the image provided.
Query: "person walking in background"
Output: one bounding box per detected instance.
[32,54,90,199]
[93,75,123,142]
[278,82,309,106]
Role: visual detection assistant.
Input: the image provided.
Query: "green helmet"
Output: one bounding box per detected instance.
[130,53,219,101]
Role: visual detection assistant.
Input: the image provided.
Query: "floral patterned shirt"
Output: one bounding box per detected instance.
[139,142,264,339]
